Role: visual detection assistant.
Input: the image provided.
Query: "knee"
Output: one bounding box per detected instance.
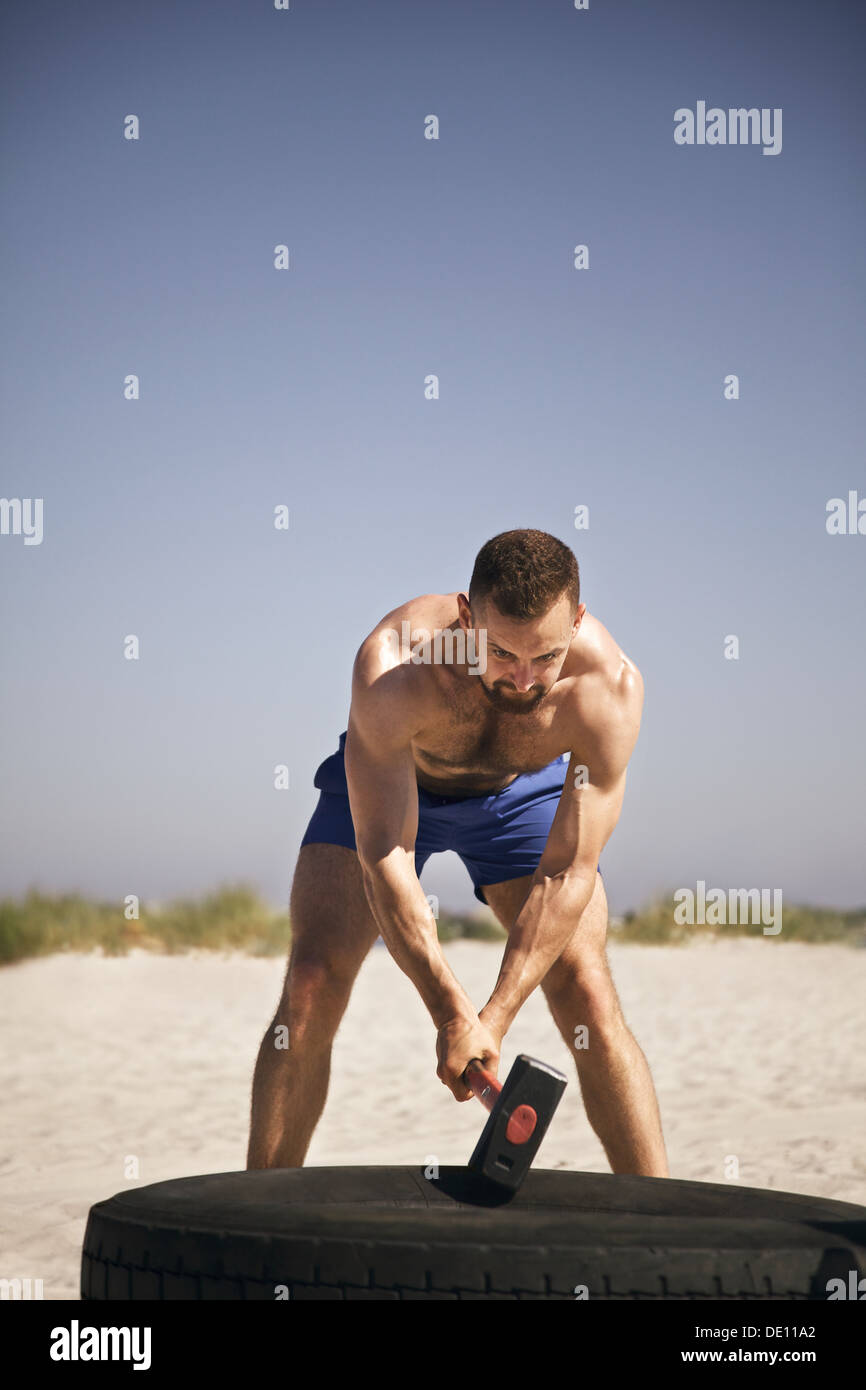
[550,962,625,1048]
[276,954,355,1049]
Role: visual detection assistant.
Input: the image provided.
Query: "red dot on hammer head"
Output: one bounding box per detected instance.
[505,1103,537,1145]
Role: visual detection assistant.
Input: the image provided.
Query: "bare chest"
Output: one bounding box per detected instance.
[412,678,568,792]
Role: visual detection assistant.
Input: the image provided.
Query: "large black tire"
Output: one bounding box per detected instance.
[81,1165,866,1300]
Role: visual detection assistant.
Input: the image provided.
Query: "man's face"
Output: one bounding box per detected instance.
[459,594,584,714]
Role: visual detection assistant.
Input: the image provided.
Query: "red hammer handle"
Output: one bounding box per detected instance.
[463,1056,501,1111]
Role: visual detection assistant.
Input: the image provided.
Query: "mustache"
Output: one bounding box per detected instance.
[494,681,542,696]
[480,679,546,712]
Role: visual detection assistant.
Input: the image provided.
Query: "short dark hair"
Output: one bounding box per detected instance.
[468,529,580,620]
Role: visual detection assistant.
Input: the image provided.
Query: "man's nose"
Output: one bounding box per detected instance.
[510,667,536,691]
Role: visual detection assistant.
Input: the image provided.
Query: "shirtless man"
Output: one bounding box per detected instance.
[246,529,668,1177]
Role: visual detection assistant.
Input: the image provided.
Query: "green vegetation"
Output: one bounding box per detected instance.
[435,910,506,943]
[0,884,863,966]
[0,885,290,966]
[611,893,866,948]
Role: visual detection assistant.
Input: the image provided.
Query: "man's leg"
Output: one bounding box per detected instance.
[481,872,669,1178]
[246,842,380,1169]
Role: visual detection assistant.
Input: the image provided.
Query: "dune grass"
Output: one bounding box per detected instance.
[0,885,289,965]
[0,884,863,966]
[610,894,866,947]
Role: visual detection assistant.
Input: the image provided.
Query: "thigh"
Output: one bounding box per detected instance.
[482,869,611,994]
[287,842,381,976]
[480,873,535,928]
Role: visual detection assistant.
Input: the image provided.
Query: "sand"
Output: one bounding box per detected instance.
[1,936,864,1300]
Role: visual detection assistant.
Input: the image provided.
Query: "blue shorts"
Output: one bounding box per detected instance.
[300,730,602,905]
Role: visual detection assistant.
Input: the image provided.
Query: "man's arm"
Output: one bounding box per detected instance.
[481,664,643,1036]
[344,636,499,1098]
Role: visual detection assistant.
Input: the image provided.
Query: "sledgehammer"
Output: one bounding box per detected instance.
[462,1053,568,1193]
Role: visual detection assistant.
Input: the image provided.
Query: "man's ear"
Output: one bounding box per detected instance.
[457,592,472,626]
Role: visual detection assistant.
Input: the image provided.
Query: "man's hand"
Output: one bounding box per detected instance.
[436,1013,501,1101]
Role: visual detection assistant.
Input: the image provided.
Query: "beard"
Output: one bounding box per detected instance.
[478,678,547,714]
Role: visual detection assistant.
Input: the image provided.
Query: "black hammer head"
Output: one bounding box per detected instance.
[468,1053,568,1192]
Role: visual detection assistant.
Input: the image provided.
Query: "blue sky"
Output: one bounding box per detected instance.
[1,0,864,916]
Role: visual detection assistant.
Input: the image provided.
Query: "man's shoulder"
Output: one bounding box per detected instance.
[354,593,453,675]
[571,613,643,698]
[351,595,452,728]
[563,615,643,768]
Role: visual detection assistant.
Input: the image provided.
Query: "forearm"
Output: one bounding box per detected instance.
[359,852,474,1027]
[482,871,596,1033]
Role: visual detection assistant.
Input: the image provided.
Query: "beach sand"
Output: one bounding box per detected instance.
[1,937,863,1300]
